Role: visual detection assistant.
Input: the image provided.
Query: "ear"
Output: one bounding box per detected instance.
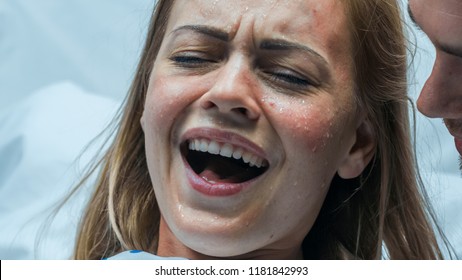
[337,117,376,179]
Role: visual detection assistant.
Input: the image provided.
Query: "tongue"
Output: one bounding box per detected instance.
[190,151,261,184]
[199,169,223,183]
[199,168,246,184]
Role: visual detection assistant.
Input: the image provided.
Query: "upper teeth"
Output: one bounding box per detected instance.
[188,138,268,168]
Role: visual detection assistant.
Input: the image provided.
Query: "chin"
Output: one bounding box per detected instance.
[171,217,272,258]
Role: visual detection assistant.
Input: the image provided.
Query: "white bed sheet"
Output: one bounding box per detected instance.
[0,0,460,259]
[0,82,118,259]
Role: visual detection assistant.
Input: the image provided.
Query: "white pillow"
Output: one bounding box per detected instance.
[0,82,118,259]
[0,0,151,111]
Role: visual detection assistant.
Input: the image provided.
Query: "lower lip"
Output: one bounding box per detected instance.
[183,160,252,197]
[455,138,462,156]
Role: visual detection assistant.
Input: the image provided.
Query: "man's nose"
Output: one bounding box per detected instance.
[417,53,462,119]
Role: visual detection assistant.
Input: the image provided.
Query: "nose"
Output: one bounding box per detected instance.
[417,52,462,119]
[200,55,261,122]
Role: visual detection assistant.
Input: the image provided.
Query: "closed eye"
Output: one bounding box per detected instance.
[170,54,215,68]
[267,71,311,87]
[261,66,319,92]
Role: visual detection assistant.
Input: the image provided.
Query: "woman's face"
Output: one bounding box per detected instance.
[142,0,366,259]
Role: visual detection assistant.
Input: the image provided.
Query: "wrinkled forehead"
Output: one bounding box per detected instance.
[166,0,349,49]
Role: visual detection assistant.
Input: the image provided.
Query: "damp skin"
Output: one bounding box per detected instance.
[141,0,365,259]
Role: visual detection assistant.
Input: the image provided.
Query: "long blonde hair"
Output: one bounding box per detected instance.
[74,0,444,259]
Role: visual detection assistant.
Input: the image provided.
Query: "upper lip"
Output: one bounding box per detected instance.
[180,127,268,161]
[444,119,462,139]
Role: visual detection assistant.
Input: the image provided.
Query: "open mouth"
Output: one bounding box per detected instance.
[181,139,269,184]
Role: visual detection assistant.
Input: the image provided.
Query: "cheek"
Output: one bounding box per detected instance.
[142,73,202,178]
[143,71,214,144]
[262,95,342,153]
[144,75,190,128]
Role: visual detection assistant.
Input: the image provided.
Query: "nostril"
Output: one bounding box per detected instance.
[232,107,260,120]
[201,100,215,110]
[234,107,248,116]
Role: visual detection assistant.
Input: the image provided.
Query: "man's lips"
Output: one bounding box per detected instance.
[455,138,462,156]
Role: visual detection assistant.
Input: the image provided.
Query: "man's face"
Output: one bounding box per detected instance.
[409,0,462,167]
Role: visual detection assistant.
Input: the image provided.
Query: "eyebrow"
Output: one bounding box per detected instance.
[172,25,229,41]
[172,25,328,65]
[260,39,328,65]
